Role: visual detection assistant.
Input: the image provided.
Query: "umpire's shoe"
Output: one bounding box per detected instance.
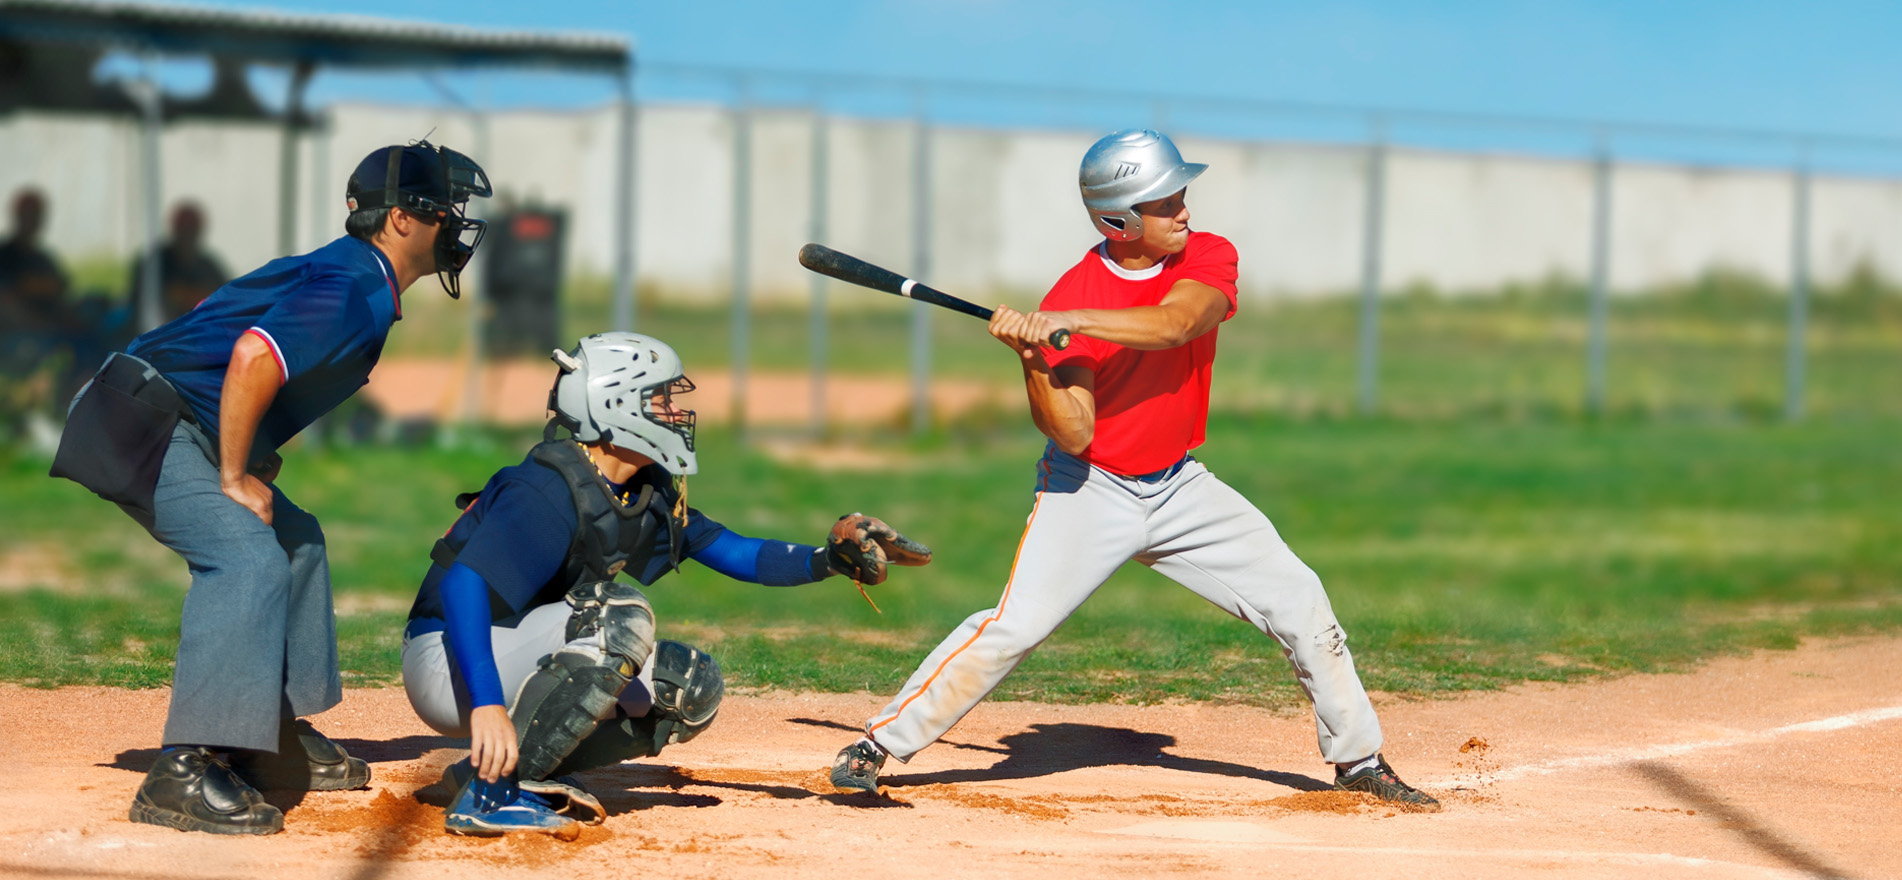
[830,738,887,794]
[1334,754,1442,812]
[231,718,372,792]
[129,747,284,835]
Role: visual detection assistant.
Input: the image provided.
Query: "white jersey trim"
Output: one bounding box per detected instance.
[246,326,290,385]
[1095,243,1168,281]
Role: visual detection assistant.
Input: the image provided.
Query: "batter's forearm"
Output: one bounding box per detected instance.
[217,333,282,483]
[1021,361,1093,454]
[1060,282,1228,351]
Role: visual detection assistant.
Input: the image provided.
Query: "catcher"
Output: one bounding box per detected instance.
[400,331,928,839]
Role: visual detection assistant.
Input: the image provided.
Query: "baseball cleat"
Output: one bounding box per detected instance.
[1334,754,1442,812]
[442,759,607,825]
[443,776,581,841]
[129,747,285,835]
[830,738,887,794]
[230,718,371,792]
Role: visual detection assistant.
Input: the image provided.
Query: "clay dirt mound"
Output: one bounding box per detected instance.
[2,636,1899,879]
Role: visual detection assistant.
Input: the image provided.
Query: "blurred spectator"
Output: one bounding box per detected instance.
[128,201,230,322]
[0,188,76,335]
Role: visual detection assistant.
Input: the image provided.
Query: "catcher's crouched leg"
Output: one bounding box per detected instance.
[551,640,724,777]
[510,581,657,783]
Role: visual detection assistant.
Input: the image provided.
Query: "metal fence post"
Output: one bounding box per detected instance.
[1356,129,1386,415]
[133,53,164,335]
[910,92,933,435]
[1785,159,1812,422]
[730,79,753,444]
[1585,140,1614,415]
[613,68,640,333]
[277,61,313,257]
[809,107,830,437]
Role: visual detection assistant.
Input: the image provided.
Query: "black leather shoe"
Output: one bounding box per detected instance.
[230,719,372,792]
[129,747,284,835]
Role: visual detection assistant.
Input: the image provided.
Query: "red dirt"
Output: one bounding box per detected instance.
[2,635,1900,879]
[360,358,1014,427]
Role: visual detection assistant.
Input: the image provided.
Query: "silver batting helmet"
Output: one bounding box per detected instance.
[548,332,698,475]
[1079,129,1207,241]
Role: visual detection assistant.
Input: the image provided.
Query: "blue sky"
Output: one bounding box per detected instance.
[143,1,1902,172]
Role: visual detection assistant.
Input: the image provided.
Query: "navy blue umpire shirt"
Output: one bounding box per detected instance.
[128,236,401,456]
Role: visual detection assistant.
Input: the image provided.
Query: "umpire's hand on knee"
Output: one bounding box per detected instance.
[221,473,275,526]
[469,704,518,783]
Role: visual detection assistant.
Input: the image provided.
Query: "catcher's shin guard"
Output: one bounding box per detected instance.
[546,640,725,777]
[511,582,656,782]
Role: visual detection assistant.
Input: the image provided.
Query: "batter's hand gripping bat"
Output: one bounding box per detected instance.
[797,243,1072,351]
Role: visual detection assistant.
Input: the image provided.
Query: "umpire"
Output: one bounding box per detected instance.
[50,140,492,835]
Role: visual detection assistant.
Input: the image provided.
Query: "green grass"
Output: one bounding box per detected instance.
[4,412,1899,707]
[375,267,1902,423]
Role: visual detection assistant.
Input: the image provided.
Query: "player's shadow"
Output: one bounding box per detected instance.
[786,718,1333,793]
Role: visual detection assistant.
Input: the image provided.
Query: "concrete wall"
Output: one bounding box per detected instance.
[4,102,1899,303]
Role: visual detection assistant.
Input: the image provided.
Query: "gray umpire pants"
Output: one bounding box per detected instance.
[401,601,656,738]
[134,422,342,752]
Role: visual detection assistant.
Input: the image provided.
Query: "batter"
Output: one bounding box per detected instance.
[830,129,1439,810]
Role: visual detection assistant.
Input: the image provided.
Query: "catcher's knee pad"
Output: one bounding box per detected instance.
[510,648,635,782]
[565,580,657,666]
[648,639,724,748]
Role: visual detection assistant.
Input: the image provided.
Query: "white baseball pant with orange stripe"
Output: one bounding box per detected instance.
[864,443,1385,765]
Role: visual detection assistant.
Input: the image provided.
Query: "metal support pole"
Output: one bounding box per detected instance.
[1356,131,1386,415]
[133,54,164,334]
[277,61,314,257]
[1585,142,1613,415]
[612,67,639,332]
[808,107,830,437]
[910,94,933,435]
[730,81,753,443]
[1785,161,1812,422]
[308,117,329,256]
[461,106,492,430]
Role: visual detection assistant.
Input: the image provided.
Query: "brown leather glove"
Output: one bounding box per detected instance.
[825,513,932,585]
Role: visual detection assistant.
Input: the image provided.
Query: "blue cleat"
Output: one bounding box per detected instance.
[443,774,581,841]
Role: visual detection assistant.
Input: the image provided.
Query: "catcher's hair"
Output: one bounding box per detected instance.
[672,475,689,526]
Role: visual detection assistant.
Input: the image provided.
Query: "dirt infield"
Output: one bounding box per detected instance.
[1,636,1898,880]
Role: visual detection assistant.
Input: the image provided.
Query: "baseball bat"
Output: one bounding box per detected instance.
[798,243,1071,351]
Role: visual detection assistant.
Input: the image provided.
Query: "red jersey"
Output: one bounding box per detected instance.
[1041,231,1239,476]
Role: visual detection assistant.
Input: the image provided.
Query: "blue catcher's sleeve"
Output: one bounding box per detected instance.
[690,527,832,587]
[441,562,507,708]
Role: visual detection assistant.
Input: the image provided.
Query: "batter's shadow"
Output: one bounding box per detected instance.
[791,719,1334,793]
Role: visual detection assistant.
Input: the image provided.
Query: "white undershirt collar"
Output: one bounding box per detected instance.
[1096,242,1168,281]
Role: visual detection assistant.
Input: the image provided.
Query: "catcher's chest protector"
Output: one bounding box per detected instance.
[432,441,682,594]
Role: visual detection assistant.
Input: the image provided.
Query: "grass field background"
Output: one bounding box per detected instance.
[4,408,1898,707]
[374,267,1902,422]
[4,272,1899,705]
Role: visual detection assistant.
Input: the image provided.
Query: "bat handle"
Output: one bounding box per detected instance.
[1048,329,1072,351]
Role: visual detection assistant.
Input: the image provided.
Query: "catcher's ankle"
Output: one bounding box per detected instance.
[855,736,885,756]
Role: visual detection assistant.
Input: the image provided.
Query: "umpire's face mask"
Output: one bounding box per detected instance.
[430,146,492,300]
[432,207,486,300]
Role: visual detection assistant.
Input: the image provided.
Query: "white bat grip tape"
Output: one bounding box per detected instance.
[899,279,917,298]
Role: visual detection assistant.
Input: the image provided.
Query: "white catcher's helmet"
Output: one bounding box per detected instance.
[548,332,698,475]
[1079,129,1207,241]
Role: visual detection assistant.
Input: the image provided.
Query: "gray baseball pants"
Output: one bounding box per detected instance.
[864,445,1384,765]
[401,601,657,737]
[135,423,342,752]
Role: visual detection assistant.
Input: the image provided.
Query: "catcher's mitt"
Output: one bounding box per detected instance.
[825,513,932,586]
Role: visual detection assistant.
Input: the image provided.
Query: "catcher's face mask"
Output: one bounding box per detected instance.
[645,376,698,453]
